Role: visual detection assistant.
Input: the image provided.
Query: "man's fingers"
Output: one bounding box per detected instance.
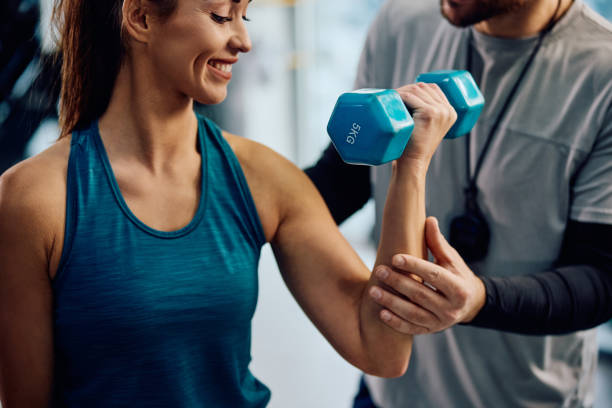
[369,285,440,329]
[379,309,431,335]
[391,254,461,295]
[375,267,450,315]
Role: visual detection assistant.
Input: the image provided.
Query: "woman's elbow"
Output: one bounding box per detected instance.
[359,352,411,378]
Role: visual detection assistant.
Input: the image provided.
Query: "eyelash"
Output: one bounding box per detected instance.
[210,13,251,24]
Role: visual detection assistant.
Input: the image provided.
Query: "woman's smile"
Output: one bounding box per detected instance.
[207,58,236,80]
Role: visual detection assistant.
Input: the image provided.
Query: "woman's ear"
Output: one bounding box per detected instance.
[122,0,152,43]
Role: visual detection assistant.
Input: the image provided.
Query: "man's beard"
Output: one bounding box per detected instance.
[440,0,532,27]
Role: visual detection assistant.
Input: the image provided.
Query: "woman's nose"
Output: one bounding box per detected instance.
[229,21,252,53]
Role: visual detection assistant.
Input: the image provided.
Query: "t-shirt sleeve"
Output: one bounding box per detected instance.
[570,103,612,225]
[353,1,392,90]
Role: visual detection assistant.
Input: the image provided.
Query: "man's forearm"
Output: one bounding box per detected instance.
[468,221,612,334]
[305,143,371,225]
[471,265,612,334]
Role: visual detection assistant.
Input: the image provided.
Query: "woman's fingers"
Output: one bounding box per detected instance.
[393,83,457,162]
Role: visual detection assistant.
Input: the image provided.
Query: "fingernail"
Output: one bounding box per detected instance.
[381,310,392,322]
[375,268,389,280]
[370,287,382,300]
[393,255,405,267]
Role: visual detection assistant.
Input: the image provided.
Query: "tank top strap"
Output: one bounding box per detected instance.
[197,115,266,249]
[56,123,99,278]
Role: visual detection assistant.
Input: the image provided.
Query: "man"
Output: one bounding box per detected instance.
[306,0,612,406]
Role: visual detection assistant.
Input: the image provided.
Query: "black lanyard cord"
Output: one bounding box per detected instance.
[464,0,563,207]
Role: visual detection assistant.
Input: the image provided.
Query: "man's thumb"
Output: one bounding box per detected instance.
[425,217,453,264]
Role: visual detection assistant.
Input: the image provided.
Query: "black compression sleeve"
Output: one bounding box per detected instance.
[304,143,372,225]
[468,220,612,335]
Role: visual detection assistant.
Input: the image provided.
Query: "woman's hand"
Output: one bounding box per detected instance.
[395,83,457,166]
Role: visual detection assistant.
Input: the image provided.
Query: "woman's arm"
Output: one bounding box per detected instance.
[360,83,457,372]
[0,146,68,407]
[232,83,456,377]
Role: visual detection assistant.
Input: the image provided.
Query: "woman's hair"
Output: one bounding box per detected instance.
[52,0,177,137]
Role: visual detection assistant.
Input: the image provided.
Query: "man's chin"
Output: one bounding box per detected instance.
[440,0,492,27]
[440,0,476,27]
[441,8,475,27]
[440,0,528,27]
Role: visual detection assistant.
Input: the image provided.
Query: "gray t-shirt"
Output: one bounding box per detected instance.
[360,1,612,407]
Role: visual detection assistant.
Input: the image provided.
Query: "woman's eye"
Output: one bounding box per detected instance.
[210,13,232,24]
[242,16,251,22]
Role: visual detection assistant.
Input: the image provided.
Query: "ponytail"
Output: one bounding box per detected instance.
[53,0,177,138]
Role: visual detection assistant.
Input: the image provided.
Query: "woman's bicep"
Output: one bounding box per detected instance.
[270,165,373,368]
[0,169,56,407]
[0,260,54,407]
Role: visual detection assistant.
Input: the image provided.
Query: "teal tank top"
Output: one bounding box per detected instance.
[52,115,271,407]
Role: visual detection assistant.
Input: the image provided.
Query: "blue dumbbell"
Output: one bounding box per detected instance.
[327,70,485,166]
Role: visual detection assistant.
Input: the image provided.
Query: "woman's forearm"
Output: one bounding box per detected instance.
[376,160,428,265]
[354,81,456,376]
[357,159,429,377]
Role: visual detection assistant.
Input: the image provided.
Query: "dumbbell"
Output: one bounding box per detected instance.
[327,70,485,166]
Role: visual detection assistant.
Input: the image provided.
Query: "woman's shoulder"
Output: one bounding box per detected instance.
[221,131,321,242]
[221,131,303,186]
[0,137,71,269]
[0,137,71,206]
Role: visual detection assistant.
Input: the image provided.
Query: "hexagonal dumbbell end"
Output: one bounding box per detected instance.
[415,70,485,139]
[327,89,415,166]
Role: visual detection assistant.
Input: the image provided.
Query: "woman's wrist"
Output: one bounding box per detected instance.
[393,156,430,180]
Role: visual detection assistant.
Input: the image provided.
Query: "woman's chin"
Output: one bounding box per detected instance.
[194,90,227,106]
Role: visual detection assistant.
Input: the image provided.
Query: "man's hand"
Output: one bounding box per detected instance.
[369,217,486,334]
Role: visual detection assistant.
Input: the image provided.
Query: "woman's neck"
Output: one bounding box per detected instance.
[99,57,199,173]
[474,0,573,38]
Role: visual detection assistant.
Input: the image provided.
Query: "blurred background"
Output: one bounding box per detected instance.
[1,0,611,407]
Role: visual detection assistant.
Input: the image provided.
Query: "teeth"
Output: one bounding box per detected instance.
[208,61,232,73]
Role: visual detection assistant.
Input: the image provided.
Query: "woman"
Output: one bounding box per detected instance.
[0,0,456,406]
